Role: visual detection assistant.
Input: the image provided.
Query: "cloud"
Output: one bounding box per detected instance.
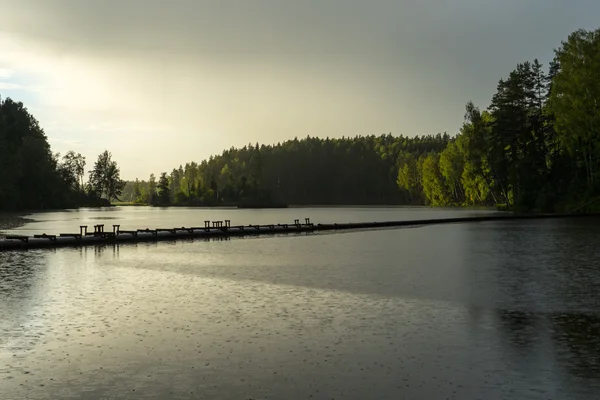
[0,82,23,90]
[48,137,83,148]
[1,0,599,179]
[0,81,41,91]
[0,68,13,79]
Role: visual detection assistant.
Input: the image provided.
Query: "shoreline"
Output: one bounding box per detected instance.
[110,203,501,210]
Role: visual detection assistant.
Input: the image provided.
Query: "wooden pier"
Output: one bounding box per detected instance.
[0,213,598,251]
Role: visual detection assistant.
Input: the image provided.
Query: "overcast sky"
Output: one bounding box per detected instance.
[1,1,599,180]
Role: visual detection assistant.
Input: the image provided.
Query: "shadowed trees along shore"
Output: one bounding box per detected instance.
[122,27,600,212]
[0,97,124,210]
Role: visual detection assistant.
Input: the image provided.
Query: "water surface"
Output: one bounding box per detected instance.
[1,207,599,399]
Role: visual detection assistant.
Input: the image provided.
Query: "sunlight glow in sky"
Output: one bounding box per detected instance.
[1,0,599,179]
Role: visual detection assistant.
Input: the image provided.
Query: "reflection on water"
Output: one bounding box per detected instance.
[0,209,599,399]
[492,309,600,383]
[552,313,600,380]
[496,310,541,350]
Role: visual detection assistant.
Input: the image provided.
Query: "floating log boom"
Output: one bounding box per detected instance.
[1,213,598,251]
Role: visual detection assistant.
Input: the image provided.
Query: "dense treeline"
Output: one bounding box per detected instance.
[3,27,598,212]
[127,28,599,212]
[441,28,600,211]
[0,97,125,210]
[122,133,451,206]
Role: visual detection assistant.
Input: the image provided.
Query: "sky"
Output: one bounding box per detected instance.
[1,1,599,180]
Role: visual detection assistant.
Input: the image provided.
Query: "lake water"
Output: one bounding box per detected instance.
[1,207,600,399]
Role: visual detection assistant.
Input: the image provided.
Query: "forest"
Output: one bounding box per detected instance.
[0,97,125,210]
[1,27,598,212]
[124,28,600,212]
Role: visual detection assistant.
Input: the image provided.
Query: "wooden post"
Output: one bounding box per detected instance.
[204,221,210,228]
[80,225,87,235]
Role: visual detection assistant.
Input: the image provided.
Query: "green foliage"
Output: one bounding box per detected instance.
[157,172,170,205]
[396,152,421,204]
[88,150,125,201]
[133,179,142,202]
[128,134,451,207]
[61,151,86,191]
[549,28,600,192]
[435,28,599,212]
[421,153,452,206]
[439,142,465,204]
[408,29,599,212]
[0,97,110,210]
